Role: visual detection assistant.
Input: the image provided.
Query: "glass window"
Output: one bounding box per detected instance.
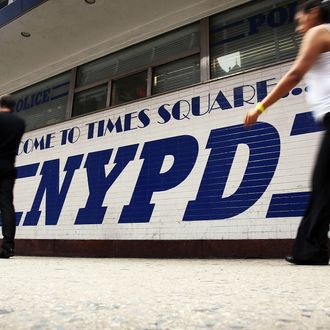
[210,0,300,79]
[0,0,15,9]
[72,84,107,117]
[76,23,200,88]
[152,55,200,95]
[0,0,8,10]
[13,72,70,131]
[111,71,147,106]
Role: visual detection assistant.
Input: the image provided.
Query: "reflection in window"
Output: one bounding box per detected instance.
[210,0,300,79]
[152,55,200,95]
[111,71,147,106]
[72,84,107,117]
[216,52,241,74]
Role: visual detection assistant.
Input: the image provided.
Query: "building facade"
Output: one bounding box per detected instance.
[0,0,322,257]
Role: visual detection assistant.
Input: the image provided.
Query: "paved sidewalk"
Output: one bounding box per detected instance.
[0,257,329,329]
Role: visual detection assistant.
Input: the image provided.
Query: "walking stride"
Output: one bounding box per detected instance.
[244,0,330,265]
[0,95,25,259]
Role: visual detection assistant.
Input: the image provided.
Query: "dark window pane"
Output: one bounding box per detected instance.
[152,55,200,95]
[72,84,107,117]
[210,0,301,79]
[76,23,199,88]
[111,71,147,106]
[13,72,70,131]
[0,0,8,10]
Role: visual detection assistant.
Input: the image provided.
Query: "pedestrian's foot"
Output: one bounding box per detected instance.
[0,249,13,259]
[285,255,328,265]
[285,255,295,264]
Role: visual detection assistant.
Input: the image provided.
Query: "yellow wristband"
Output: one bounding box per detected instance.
[256,102,266,113]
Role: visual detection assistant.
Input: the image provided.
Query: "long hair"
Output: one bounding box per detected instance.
[298,0,330,23]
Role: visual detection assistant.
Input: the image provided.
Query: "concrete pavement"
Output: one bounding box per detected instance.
[0,257,329,329]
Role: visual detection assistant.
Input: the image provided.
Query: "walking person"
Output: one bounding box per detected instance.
[0,95,25,259]
[244,0,330,265]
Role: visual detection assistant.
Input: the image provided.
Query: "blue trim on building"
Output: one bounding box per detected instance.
[0,0,47,28]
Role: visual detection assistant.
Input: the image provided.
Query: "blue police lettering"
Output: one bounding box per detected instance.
[172,100,191,120]
[15,163,40,225]
[256,78,277,102]
[14,74,311,226]
[191,96,210,116]
[157,104,171,124]
[233,85,256,107]
[209,90,232,111]
[75,145,138,225]
[18,133,56,155]
[23,155,83,226]
[61,127,80,145]
[16,88,51,112]
[157,78,277,124]
[15,81,70,113]
[183,122,280,221]
[137,109,150,128]
[119,135,199,223]
[211,1,297,46]
[16,125,281,225]
[86,109,150,139]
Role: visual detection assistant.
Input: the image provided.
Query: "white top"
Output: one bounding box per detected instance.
[305,24,330,121]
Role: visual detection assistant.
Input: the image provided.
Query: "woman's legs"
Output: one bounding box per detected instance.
[291,119,330,263]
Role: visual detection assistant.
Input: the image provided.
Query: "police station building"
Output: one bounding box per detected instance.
[0,0,321,257]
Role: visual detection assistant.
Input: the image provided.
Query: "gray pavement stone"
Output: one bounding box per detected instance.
[0,257,329,329]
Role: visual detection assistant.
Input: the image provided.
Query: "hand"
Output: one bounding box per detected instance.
[244,108,261,127]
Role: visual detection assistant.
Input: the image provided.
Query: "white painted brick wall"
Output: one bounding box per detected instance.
[14,62,318,240]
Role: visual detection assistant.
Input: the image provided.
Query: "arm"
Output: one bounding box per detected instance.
[244,26,326,126]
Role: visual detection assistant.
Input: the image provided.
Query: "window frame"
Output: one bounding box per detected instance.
[209,0,300,80]
[11,1,300,131]
[72,42,201,111]
[110,69,149,107]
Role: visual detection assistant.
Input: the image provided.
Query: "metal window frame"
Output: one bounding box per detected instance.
[73,47,200,93]
[66,67,76,120]
[72,46,201,114]
[110,69,149,107]
[147,67,152,97]
[14,0,300,132]
[151,53,202,96]
[208,0,299,80]
[200,17,210,83]
[71,82,109,118]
